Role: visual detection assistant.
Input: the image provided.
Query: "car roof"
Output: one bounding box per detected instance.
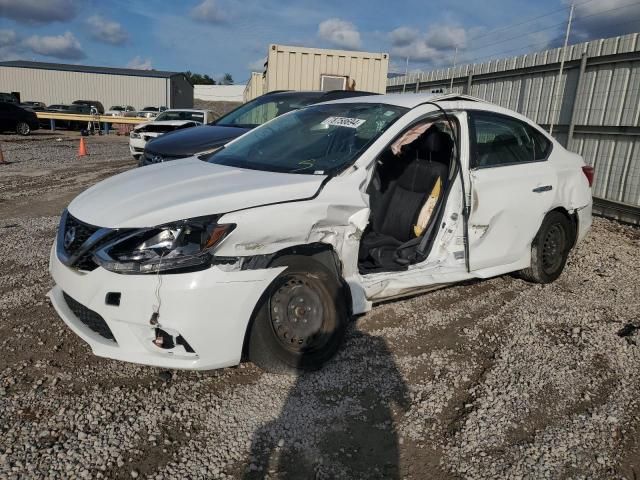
[261,90,378,101]
[163,109,209,113]
[321,92,484,108]
[317,92,555,135]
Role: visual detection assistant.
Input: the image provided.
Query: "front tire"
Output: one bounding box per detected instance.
[519,211,574,284]
[16,121,30,136]
[247,257,349,374]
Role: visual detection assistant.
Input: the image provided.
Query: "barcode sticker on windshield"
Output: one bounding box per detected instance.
[321,116,366,128]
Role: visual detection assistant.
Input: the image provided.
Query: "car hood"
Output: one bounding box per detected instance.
[68,158,327,228]
[145,124,250,156]
[134,120,197,133]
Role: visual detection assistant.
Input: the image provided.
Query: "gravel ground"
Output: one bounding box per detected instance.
[1,132,639,479]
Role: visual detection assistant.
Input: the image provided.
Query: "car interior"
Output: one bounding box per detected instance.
[358,117,457,274]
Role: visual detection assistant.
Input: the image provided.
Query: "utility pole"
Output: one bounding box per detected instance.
[549,3,574,135]
[402,56,409,93]
[450,47,458,91]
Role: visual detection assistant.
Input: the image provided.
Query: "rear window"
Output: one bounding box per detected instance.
[155,111,204,122]
[214,94,323,129]
[470,112,552,168]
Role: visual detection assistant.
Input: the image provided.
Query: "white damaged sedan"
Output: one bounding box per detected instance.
[48,93,593,373]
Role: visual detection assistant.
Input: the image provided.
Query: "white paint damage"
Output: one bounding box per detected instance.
[50,94,594,370]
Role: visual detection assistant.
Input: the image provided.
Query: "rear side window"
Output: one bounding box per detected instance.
[527,125,552,160]
[469,112,551,168]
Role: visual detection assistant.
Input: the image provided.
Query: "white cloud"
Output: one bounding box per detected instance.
[565,0,640,41]
[389,27,420,47]
[389,24,466,63]
[0,0,78,24]
[392,41,443,63]
[0,29,18,47]
[318,18,361,50]
[0,28,20,61]
[190,0,226,24]
[247,57,266,71]
[87,15,129,45]
[126,56,153,70]
[24,31,85,60]
[425,25,466,50]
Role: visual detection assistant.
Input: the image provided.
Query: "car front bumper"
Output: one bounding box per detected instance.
[129,137,146,156]
[48,244,284,370]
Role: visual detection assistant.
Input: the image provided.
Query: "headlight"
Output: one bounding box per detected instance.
[130,131,141,139]
[93,216,235,273]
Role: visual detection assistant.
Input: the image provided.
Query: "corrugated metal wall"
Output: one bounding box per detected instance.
[264,44,389,95]
[387,33,640,219]
[0,66,192,109]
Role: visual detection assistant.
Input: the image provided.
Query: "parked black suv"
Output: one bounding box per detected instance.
[140,90,377,166]
[0,102,40,135]
[72,100,105,114]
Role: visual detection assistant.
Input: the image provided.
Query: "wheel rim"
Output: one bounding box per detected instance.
[269,276,327,352]
[17,122,29,135]
[541,223,567,275]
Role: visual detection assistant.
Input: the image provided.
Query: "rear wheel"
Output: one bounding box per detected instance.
[247,257,349,374]
[16,121,30,136]
[519,211,573,284]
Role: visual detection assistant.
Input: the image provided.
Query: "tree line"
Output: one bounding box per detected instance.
[183,71,234,85]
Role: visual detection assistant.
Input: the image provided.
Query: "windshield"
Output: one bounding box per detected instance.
[110,106,124,111]
[208,103,406,175]
[156,111,205,122]
[214,94,322,129]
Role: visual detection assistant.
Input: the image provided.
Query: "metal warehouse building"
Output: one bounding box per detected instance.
[244,44,389,101]
[0,60,193,110]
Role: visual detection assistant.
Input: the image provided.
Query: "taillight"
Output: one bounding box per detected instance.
[582,165,594,187]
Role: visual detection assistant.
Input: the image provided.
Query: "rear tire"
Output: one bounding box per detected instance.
[16,121,30,136]
[519,211,573,284]
[247,257,349,374]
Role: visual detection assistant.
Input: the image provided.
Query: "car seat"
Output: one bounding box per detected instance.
[359,128,452,272]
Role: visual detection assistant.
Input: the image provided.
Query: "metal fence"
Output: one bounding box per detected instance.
[387,33,640,224]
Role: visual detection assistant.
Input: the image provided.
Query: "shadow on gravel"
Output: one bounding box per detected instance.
[243,331,410,479]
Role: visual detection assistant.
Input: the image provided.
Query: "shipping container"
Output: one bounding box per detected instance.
[244,44,389,101]
[243,72,266,102]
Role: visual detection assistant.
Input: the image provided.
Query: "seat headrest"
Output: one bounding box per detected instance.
[410,128,453,164]
[420,128,453,154]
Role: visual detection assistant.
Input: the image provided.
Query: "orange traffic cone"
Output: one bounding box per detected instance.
[78,137,88,157]
[0,143,6,164]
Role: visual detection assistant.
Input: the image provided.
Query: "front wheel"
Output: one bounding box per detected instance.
[16,121,30,136]
[519,211,574,284]
[247,257,349,374]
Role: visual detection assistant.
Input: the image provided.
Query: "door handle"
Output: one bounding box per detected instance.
[532,185,552,193]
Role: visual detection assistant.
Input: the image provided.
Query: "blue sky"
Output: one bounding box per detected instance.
[0,0,637,82]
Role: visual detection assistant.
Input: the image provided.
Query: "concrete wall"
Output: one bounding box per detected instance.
[194,84,245,102]
[0,66,192,109]
[387,33,640,219]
